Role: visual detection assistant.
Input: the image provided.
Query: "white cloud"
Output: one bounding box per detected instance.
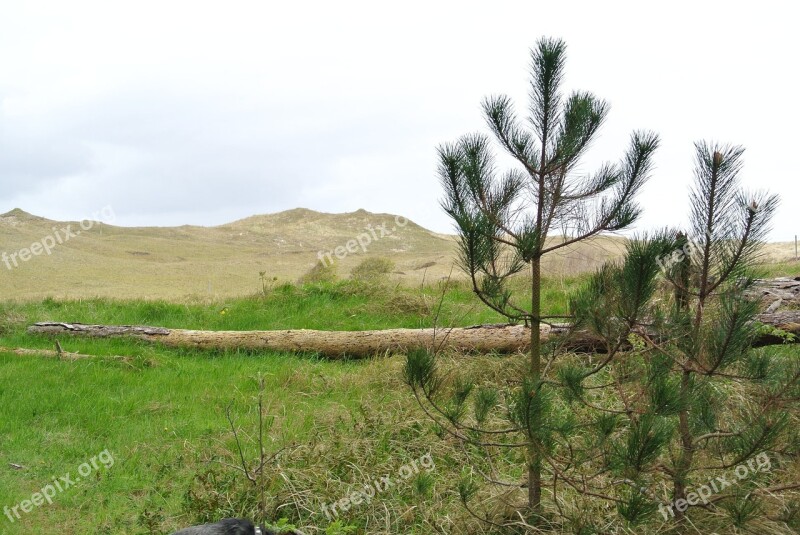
[1,0,797,240]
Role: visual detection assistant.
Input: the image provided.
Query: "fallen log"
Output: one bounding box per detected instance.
[26,311,799,358]
[746,277,800,303]
[26,322,535,358]
[0,345,132,361]
[750,311,800,346]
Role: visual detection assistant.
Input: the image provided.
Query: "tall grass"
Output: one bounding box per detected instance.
[2,274,796,534]
[0,277,580,534]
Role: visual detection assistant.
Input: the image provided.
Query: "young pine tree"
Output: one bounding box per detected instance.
[569,143,798,530]
[405,37,659,516]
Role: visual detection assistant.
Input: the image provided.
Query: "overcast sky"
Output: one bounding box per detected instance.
[1,0,797,240]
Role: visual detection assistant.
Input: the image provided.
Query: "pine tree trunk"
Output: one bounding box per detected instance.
[674,368,694,520]
[528,257,543,512]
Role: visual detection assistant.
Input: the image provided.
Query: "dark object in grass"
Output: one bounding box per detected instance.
[171,518,303,535]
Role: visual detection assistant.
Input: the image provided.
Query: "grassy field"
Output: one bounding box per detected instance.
[2,273,798,535]
[2,208,799,534]
[0,276,589,535]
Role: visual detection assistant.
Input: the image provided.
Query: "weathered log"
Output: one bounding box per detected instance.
[746,277,800,302]
[26,311,799,358]
[25,322,533,358]
[0,345,132,361]
[750,311,800,346]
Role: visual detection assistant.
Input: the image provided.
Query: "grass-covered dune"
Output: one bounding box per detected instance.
[0,207,635,301]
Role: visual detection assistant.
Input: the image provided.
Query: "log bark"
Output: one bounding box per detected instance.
[745,277,800,315]
[0,345,132,361]
[750,311,800,346]
[26,311,799,358]
[745,277,800,303]
[26,322,535,358]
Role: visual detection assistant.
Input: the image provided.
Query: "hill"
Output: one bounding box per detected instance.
[4,207,793,301]
[0,207,462,300]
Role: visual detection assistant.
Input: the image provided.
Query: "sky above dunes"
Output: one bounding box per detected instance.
[1,1,798,241]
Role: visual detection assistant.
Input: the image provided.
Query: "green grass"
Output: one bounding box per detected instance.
[1,274,797,535]
[2,276,580,339]
[0,347,381,534]
[756,260,800,279]
[1,277,580,535]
